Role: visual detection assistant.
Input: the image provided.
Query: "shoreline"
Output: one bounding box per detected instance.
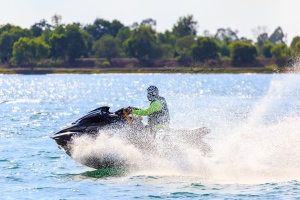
[0,67,284,75]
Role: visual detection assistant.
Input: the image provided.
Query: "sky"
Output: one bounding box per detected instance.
[1,0,300,44]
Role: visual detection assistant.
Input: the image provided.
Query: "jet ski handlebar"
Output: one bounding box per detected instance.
[122,107,142,126]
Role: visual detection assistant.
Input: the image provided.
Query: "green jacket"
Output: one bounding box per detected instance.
[132,100,163,116]
[132,97,170,130]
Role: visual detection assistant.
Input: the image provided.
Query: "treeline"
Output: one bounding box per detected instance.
[0,14,299,68]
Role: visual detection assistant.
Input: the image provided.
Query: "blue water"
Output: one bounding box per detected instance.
[1,74,300,199]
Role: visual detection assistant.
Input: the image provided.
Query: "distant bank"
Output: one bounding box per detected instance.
[0,58,290,74]
[0,67,284,74]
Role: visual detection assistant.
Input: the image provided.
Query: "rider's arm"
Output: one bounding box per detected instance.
[132,100,162,116]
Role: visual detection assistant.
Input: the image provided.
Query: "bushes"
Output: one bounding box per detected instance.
[229,41,257,64]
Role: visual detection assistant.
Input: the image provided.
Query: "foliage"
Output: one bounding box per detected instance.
[294,40,300,54]
[30,19,52,37]
[93,35,120,65]
[269,27,285,44]
[191,37,220,62]
[160,44,174,58]
[51,14,62,27]
[270,43,291,60]
[172,15,198,38]
[215,28,239,41]
[65,25,86,61]
[116,27,131,43]
[12,37,50,65]
[124,26,161,65]
[50,33,68,60]
[175,35,195,55]
[102,61,110,67]
[0,26,32,57]
[229,41,257,63]
[1,16,296,68]
[157,30,177,47]
[290,36,300,49]
[262,42,274,58]
[84,18,124,41]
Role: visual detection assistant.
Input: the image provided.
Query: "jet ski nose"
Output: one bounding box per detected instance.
[51,132,79,142]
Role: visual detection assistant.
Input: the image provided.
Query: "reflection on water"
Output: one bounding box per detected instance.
[72,168,127,181]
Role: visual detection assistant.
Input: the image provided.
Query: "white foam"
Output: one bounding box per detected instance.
[71,59,300,184]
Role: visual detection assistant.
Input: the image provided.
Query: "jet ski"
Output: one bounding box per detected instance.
[51,106,141,154]
[51,106,211,169]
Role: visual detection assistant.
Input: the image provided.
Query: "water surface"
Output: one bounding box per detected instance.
[1,74,300,199]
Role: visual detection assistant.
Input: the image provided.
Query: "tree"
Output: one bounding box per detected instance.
[160,44,174,58]
[93,35,120,66]
[269,27,285,44]
[116,27,131,43]
[124,26,161,66]
[262,41,274,58]
[294,40,300,54]
[270,43,291,60]
[141,18,157,28]
[0,24,14,35]
[51,14,62,28]
[157,30,177,47]
[12,37,50,66]
[0,26,32,59]
[229,41,257,63]
[175,35,195,54]
[290,36,300,51]
[215,28,239,41]
[65,25,86,62]
[191,37,220,62]
[172,15,198,38]
[50,33,68,60]
[30,19,52,37]
[84,18,123,40]
[109,20,125,37]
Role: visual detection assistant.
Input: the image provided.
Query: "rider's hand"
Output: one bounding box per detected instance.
[125,107,132,114]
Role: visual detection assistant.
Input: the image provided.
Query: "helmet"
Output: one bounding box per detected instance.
[147,85,159,101]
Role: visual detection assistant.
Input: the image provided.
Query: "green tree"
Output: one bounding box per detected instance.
[84,18,124,41]
[109,20,125,37]
[124,26,161,66]
[93,35,120,66]
[160,44,174,58]
[116,27,131,43]
[262,41,274,58]
[290,36,300,55]
[50,33,68,60]
[229,41,257,63]
[270,43,291,60]
[30,19,52,37]
[12,37,50,66]
[65,24,86,62]
[0,26,32,58]
[172,15,198,38]
[191,37,220,62]
[175,35,195,58]
[294,40,300,54]
[217,36,232,57]
[0,24,14,35]
[157,30,177,47]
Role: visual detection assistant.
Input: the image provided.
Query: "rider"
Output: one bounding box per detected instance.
[127,85,170,132]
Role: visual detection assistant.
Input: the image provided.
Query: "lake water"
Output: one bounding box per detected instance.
[1,73,300,199]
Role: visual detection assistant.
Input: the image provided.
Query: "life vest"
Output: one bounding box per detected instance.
[148,96,170,128]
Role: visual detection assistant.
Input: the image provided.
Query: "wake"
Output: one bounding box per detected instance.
[72,59,300,184]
